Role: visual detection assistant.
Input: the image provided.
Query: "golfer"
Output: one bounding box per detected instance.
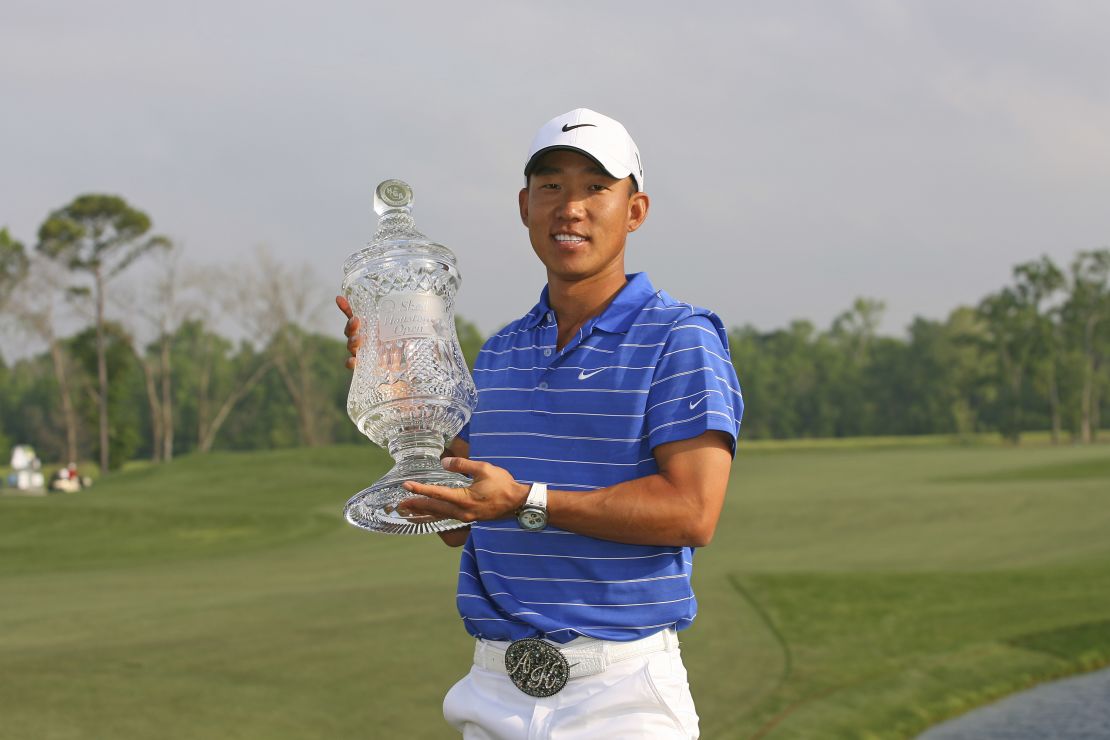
[339,108,743,739]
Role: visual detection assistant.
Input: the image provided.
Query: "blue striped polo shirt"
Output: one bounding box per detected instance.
[455,272,743,644]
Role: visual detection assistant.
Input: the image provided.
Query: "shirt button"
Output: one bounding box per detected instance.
[538,382,549,390]
[543,348,552,357]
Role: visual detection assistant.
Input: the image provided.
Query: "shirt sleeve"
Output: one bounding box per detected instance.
[645,313,743,454]
[455,420,471,443]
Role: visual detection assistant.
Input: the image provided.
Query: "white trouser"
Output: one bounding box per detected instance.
[442,630,699,739]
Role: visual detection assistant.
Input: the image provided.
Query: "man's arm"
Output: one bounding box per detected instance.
[400,430,733,547]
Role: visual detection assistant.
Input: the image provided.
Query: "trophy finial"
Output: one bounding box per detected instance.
[375,179,413,214]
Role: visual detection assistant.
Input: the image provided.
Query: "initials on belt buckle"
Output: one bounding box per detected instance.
[504,638,571,697]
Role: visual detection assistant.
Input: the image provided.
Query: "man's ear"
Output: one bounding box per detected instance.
[518,187,529,227]
[627,191,650,233]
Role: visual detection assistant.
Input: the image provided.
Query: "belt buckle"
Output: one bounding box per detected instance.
[504,638,570,697]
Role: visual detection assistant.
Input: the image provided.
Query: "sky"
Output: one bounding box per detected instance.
[3,0,1109,350]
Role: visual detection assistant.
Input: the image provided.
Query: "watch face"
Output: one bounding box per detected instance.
[518,507,547,531]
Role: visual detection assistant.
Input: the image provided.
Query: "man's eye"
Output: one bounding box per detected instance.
[590,184,609,192]
[541,183,560,190]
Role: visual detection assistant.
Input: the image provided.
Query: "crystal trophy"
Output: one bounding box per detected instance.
[342,179,478,535]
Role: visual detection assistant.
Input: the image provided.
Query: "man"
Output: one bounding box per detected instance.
[339,108,743,739]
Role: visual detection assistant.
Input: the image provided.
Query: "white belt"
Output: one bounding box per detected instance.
[473,629,679,681]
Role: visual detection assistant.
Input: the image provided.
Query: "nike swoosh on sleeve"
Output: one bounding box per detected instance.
[689,394,710,410]
[578,368,607,380]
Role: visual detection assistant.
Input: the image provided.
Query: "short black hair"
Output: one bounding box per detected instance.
[525,147,639,196]
[524,173,638,197]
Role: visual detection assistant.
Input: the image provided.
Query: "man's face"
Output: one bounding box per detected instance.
[519,149,649,284]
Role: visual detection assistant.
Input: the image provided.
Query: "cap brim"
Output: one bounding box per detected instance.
[524,146,636,185]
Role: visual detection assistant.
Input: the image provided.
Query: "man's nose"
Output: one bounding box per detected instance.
[556,193,586,220]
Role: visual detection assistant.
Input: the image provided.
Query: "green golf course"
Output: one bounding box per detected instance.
[2,439,1109,739]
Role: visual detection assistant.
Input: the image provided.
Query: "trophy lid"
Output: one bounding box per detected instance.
[374,179,413,213]
[343,179,456,277]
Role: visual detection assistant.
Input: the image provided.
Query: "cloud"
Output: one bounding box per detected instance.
[2,0,1108,348]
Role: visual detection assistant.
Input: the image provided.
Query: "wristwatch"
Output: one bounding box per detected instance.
[516,482,548,531]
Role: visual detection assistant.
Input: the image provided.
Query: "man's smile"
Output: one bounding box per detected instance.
[552,233,589,251]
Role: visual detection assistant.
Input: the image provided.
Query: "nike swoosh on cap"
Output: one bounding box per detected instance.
[562,123,596,132]
[578,367,607,380]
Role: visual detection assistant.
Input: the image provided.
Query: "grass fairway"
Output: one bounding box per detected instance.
[2,441,1109,739]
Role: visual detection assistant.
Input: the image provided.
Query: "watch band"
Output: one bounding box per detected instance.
[516,482,548,531]
[525,482,548,510]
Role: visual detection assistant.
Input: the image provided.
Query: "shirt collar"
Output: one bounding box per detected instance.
[521,272,658,335]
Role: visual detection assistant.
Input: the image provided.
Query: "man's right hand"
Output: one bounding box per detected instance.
[336,295,361,369]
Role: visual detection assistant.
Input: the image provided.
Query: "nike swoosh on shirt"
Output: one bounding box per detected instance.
[578,368,607,380]
[689,394,711,410]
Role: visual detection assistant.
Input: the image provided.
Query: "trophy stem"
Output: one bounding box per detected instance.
[344,429,472,535]
[388,429,447,461]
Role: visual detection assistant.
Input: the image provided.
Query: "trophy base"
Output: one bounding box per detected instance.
[344,457,472,535]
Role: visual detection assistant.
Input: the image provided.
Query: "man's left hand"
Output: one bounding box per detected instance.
[400,457,528,523]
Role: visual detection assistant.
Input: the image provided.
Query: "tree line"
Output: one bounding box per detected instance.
[0,193,484,472]
[729,253,1110,443]
[2,194,1108,473]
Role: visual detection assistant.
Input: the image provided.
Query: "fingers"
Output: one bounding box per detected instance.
[344,315,360,339]
[339,297,362,368]
[401,463,520,524]
[344,315,362,365]
[336,295,353,318]
[403,481,470,506]
[398,496,463,521]
[399,485,473,522]
[441,456,489,478]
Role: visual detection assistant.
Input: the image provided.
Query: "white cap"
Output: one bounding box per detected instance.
[524,108,644,191]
